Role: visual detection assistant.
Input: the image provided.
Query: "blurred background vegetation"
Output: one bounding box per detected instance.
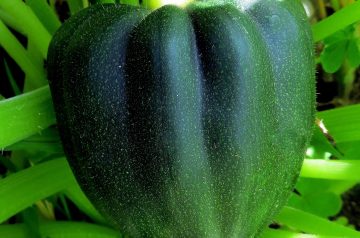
[1,0,360,237]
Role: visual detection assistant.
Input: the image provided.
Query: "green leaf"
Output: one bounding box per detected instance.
[330,0,340,11]
[0,153,104,223]
[323,29,349,45]
[320,39,347,73]
[305,192,342,218]
[64,184,106,224]
[291,179,344,218]
[337,140,360,160]
[0,20,47,88]
[276,206,360,237]
[0,0,52,58]
[0,222,120,238]
[0,158,73,223]
[7,128,63,153]
[0,155,18,172]
[0,8,24,34]
[334,216,350,227]
[22,207,41,238]
[23,38,48,92]
[261,227,342,238]
[347,38,360,67]
[287,193,310,212]
[312,1,360,42]
[67,0,86,15]
[309,125,343,159]
[295,177,355,196]
[0,86,55,149]
[317,104,360,143]
[4,59,21,95]
[25,0,61,35]
[300,159,360,180]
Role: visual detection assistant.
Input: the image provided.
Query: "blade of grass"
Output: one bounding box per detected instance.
[0,0,52,58]
[7,140,63,153]
[24,38,48,92]
[4,59,21,95]
[83,0,90,8]
[35,200,55,221]
[90,0,116,4]
[276,206,360,237]
[25,0,61,35]
[0,8,24,34]
[49,0,56,11]
[261,228,344,238]
[330,0,340,11]
[0,222,120,238]
[312,0,360,42]
[0,85,55,149]
[300,159,360,180]
[58,195,72,220]
[67,0,86,15]
[64,183,106,224]
[310,125,343,159]
[0,19,47,89]
[22,207,41,238]
[121,0,139,6]
[0,158,74,223]
[317,104,360,143]
[0,148,104,223]
[327,181,358,195]
[0,155,18,172]
[7,128,63,153]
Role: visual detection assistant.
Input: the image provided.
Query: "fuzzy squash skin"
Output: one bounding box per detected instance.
[47,1,314,237]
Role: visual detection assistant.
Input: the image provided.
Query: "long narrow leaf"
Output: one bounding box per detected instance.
[64,184,106,224]
[261,228,343,238]
[0,86,55,149]
[0,222,120,238]
[67,0,85,15]
[0,158,74,223]
[0,9,24,34]
[4,60,21,95]
[24,38,48,92]
[312,0,360,42]
[0,0,52,58]
[0,20,47,88]
[26,0,61,35]
[7,128,63,153]
[301,159,360,180]
[276,206,360,237]
[317,104,360,143]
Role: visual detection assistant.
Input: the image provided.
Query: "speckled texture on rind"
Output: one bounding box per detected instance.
[47,2,314,237]
[242,1,316,236]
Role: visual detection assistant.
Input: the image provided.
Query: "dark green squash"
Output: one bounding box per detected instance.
[47,1,315,237]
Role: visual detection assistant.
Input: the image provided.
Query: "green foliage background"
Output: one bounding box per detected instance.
[1,0,360,237]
